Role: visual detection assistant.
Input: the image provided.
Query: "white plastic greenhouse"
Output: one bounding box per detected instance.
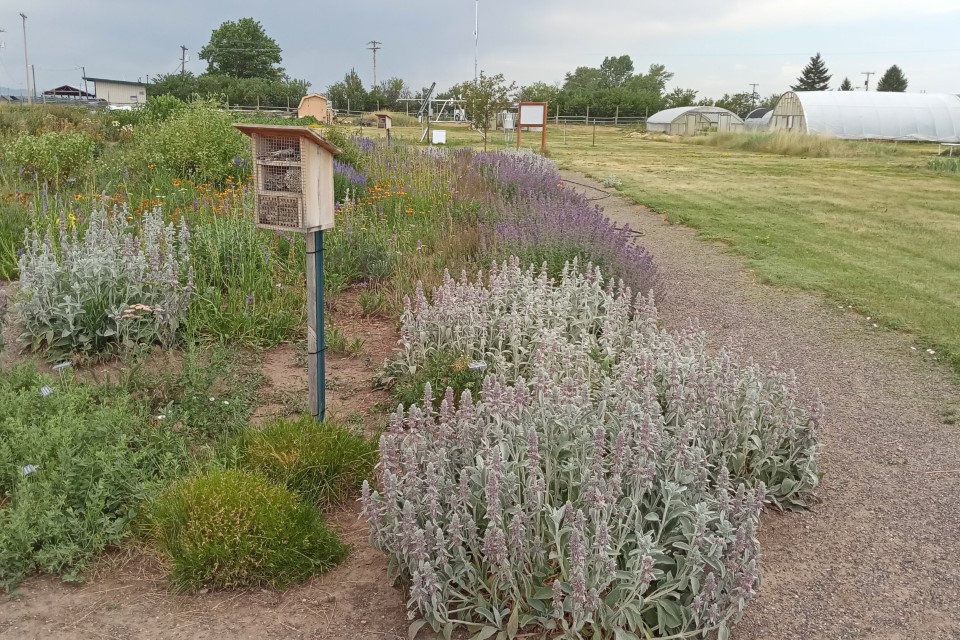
[769,91,960,142]
[646,106,744,135]
[744,107,773,131]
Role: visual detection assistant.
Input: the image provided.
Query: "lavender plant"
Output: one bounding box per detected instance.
[368,258,821,638]
[16,207,193,357]
[474,152,660,298]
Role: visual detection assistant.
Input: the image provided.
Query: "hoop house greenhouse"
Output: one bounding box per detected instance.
[744,107,773,131]
[770,91,960,142]
[646,106,744,135]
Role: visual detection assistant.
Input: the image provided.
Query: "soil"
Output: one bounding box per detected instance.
[4,174,960,638]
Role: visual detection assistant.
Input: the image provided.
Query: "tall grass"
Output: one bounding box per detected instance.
[687,131,907,158]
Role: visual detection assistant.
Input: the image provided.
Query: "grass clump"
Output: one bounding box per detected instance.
[229,417,377,507]
[687,130,904,158]
[150,469,345,591]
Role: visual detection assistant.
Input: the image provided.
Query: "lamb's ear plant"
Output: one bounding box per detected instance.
[15,206,192,359]
[367,258,821,638]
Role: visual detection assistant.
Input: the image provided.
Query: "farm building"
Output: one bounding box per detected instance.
[769,91,960,142]
[82,77,147,105]
[744,107,773,131]
[298,94,332,123]
[646,106,744,135]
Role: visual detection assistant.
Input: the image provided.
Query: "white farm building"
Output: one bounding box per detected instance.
[646,106,744,135]
[82,77,147,106]
[769,91,960,142]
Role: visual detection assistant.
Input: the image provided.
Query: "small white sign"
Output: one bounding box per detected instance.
[519,103,546,127]
[432,130,447,145]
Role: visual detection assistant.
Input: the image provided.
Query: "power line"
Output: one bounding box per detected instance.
[367,40,381,86]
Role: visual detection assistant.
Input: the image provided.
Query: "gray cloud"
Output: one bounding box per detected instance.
[3,0,958,100]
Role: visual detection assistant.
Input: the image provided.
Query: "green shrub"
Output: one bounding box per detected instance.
[150,469,346,591]
[0,365,189,588]
[229,417,376,507]
[132,99,249,184]
[315,124,365,170]
[4,131,100,185]
[140,94,186,123]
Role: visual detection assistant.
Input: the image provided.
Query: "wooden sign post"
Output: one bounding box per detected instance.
[517,102,548,153]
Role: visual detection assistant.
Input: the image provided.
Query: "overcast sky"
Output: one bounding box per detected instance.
[3,1,959,99]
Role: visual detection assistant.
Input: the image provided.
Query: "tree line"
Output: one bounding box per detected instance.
[147,19,913,119]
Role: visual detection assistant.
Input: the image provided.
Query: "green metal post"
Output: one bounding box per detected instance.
[315,229,326,422]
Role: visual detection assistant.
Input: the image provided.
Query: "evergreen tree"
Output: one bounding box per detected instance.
[876,65,908,92]
[791,53,832,91]
[839,77,854,91]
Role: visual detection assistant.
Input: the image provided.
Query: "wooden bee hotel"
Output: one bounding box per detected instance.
[234,123,341,422]
[233,124,340,232]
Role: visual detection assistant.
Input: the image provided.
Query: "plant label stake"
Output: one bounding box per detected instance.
[234,124,341,421]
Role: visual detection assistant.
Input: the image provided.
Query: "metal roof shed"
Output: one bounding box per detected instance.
[770,91,960,142]
[647,106,744,135]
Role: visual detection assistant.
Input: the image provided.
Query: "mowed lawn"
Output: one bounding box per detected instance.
[379,124,960,374]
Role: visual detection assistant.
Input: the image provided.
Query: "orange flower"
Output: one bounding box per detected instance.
[172,179,182,187]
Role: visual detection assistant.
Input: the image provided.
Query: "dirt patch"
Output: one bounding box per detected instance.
[253,291,395,435]
[1,506,409,640]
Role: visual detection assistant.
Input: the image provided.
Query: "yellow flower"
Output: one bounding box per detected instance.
[148,163,156,169]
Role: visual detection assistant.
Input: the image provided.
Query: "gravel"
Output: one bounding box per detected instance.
[562,170,960,640]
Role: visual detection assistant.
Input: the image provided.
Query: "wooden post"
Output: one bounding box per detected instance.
[593,122,596,147]
[615,106,619,125]
[586,105,590,126]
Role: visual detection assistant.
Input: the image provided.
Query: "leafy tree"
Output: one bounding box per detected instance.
[377,77,410,110]
[877,65,908,92]
[792,53,832,91]
[461,71,516,151]
[839,77,854,91]
[199,18,285,80]
[326,69,368,111]
[663,87,698,109]
[598,55,635,88]
[149,72,308,108]
[518,82,560,105]
[760,93,782,110]
[562,66,603,93]
[714,92,756,118]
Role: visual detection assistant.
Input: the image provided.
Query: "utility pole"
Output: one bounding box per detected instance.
[180,45,188,74]
[82,65,89,98]
[862,71,875,91]
[474,0,479,83]
[367,40,381,87]
[749,83,759,108]
[20,13,31,105]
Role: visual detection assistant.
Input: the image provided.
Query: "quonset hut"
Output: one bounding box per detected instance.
[646,106,744,135]
[770,91,960,142]
[743,107,773,131]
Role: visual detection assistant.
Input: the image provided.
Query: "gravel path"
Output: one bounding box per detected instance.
[562,170,960,640]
